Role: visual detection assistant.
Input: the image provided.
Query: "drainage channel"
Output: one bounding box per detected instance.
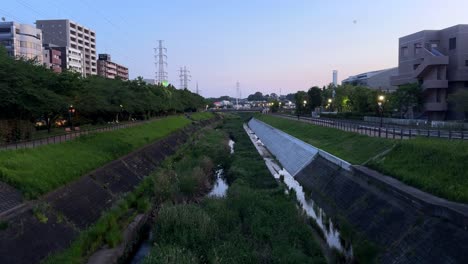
[244,123,353,260]
[126,139,234,263]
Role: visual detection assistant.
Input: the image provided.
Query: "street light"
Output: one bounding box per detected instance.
[68,105,75,129]
[378,95,385,137]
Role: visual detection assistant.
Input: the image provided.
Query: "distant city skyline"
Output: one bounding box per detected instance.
[1,0,468,97]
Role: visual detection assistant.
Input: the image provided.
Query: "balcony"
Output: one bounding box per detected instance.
[424,102,447,111]
[422,80,448,90]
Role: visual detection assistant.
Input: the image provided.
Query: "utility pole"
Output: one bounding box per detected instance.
[178,66,191,90]
[154,40,168,85]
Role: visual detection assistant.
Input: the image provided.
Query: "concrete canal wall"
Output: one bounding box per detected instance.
[0,119,216,264]
[248,118,468,263]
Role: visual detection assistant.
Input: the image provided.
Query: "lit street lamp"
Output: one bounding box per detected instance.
[68,105,75,129]
[378,95,385,137]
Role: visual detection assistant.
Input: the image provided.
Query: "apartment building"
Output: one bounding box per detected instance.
[97,54,129,80]
[342,67,398,92]
[36,19,96,77]
[97,54,128,80]
[43,44,62,73]
[391,24,468,120]
[0,21,43,63]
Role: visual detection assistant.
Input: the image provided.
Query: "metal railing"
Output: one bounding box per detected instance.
[0,120,151,151]
[276,114,468,140]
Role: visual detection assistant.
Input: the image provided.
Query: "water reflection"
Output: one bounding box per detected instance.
[274,168,351,256]
[207,168,228,198]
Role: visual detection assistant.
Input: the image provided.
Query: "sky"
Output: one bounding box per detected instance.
[1,0,468,97]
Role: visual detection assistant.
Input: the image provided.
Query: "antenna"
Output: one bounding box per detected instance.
[154,40,168,85]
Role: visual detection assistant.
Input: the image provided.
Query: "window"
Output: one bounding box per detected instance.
[0,28,11,33]
[449,37,456,50]
[436,89,441,103]
[401,46,409,57]
[413,64,420,70]
[465,60,468,67]
[414,43,422,55]
[465,82,468,88]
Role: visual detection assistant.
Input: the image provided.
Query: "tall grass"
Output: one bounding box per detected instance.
[0,116,191,199]
[369,138,468,203]
[144,115,326,264]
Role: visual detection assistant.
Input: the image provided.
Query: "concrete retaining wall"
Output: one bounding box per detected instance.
[0,119,215,264]
[248,118,350,175]
[249,118,468,263]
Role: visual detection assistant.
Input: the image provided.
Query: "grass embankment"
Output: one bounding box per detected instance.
[190,111,214,121]
[257,114,394,164]
[257,114,468,203]
[0,113,211,199]
[143,115,326,264]
[43,125,227,264]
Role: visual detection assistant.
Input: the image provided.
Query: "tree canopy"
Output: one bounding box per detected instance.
[0,46,205,129]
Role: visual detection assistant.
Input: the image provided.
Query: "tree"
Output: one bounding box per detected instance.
[307,86,322,111]
[390,83,423,118]
[285,93,295,101]
[295,91,308,115]
[247,92,264,101]
[448,89,468,120]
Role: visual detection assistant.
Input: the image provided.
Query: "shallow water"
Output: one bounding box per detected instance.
[128,233,152,264]
[245,123,353,257]
[207,168,228,197]
[228,139,235,154]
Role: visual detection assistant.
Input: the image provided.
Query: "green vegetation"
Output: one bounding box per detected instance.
[257,114,394,164]
[43,124,225,264]
[43,175,156,264]
[368,138,468,203]
[144,115,325,264]
[0,116,194,199]
[0,46,206,142]
[190,112,213,121]
[257,114,468,203]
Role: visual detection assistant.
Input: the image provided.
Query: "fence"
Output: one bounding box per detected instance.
[0,120,147,151]
[276,114,468,140]
[364,116,468,129]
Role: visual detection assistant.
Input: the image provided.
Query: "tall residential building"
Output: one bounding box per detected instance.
[43,44,84,75]
[391,24,468,120]
[342,67,398,92]
[97,54,129,80]
[0,21,43,63]
[332,70,338,86]
[36,19,96,76]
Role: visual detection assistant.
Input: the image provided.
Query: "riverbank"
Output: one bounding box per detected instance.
[140,114,326,263]
[257,114,468,203]
[0,112,213,200]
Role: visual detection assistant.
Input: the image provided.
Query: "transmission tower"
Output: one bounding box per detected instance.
[196,81,200,95]
[178,66,191,90]
[236,81,240,109]
[154,40,168,85]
